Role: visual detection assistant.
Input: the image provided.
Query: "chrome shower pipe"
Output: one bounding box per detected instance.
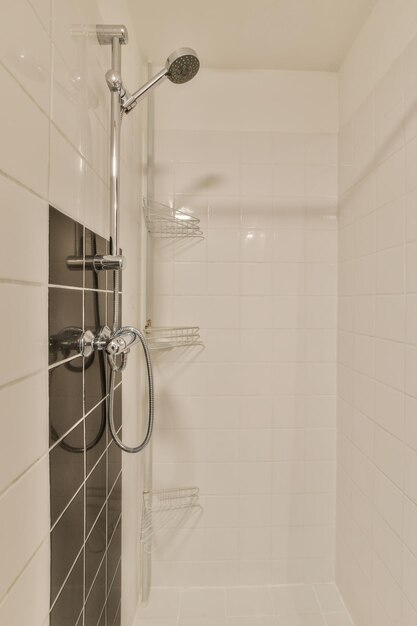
[109,37,122,259]
[122,68,167,113]
[96,25,128,261]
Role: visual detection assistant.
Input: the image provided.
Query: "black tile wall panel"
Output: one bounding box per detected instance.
[49,206,122,624]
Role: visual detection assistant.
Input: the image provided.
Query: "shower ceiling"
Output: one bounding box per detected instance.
[129,0,377,71]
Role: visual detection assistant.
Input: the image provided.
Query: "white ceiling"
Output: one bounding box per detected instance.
[129,0,377,71]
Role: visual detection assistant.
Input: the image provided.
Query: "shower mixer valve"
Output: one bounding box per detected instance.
[79,325,143,358]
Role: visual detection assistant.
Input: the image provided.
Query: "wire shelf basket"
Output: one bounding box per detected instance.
[144,323,203,350]
[140,487,202,553]
[143,197,204,238]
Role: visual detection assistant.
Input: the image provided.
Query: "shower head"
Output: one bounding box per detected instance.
[165,48,200,84]
[122,47,199,113]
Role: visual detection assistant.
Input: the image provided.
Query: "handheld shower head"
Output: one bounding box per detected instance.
[165,48,200,84]
[122,47,199,113]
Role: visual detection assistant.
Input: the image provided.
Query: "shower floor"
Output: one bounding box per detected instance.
[134,582,354,626]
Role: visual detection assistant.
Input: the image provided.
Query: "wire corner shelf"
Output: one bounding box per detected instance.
[143,197,204,238]
[144,322,203,350]
[140,486,202,553]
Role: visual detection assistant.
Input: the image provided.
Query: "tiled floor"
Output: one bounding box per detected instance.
[134,583,354,626]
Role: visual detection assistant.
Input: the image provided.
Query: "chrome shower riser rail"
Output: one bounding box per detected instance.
[109,36,122,260]
[96,25,128,279]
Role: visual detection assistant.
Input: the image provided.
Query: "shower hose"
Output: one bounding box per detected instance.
[107,326,155,454]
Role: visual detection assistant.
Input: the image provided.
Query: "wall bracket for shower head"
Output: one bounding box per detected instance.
[96,24,128,46]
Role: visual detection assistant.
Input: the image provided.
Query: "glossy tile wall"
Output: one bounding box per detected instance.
[0,1,146,624]
[337,1,417,625]
[48,206,122,624]
[147,70,338,587]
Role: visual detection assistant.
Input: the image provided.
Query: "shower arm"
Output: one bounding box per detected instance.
[122,68,167,113]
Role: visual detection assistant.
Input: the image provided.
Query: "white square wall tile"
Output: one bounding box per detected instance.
[406,345,417,399]
[375,57,403,122]
[373,511,403,584]
[137,588,180,618]
[180,588,226,617]
[0,64,49,197]
[376,197,405,251]
[403,547,417,612]
[305,135,337,166]
[174,263,207,295]
[136,620,178,626]
[273,164,305,196]
[406,395,417,451]
[305,264,337,296]
[0,176,48,283]
[241,197,274,229]
[375,295,405,342]
[240,263,273,295]
[0,538,49,626]
[241,163,273,196]
[27,0,50,31]
[376,246,405,294]
[271,585,321,615]
[0,371,48,495]
[375,339,405,391]
[406,135,417,193]
[305,231,337,263]
[274,230,305,262]
[273,134,306,164]
[274,197,306,229]
[208,197,241,228]
[375,149,405,208]
[324,613,354,626]
[49,127,85,222]
[0,0,51,114]
[373,469,403,536]
[406,189,417,242]
[226,587,273,616]
[404,446,417,504]
[0,284,47,387]
[0,458,49,601]
[207,229,239,262]
[407,241,417,292]
[229,617,275,626]
[403,496,417,558]
[51,45,85,156]
[177,616,228,626]
[241,131,273,162]
[306,165,338,198]
[314,584,345,613]
[240,229,274,262]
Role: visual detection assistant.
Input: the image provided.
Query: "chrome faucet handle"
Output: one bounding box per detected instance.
[106,327,142,356]
[79,326,111,357]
